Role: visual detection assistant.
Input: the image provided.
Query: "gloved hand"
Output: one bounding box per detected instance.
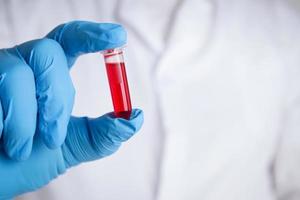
[0,21,144,199]
[0,21,128,160]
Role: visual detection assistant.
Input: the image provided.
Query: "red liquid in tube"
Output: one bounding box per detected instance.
[103,48,132,119]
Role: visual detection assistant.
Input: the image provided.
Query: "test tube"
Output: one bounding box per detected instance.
[101,47,132,119]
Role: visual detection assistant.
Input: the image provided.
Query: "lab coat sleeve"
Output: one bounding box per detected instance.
[272,96,300,200]
[272,1,300,198]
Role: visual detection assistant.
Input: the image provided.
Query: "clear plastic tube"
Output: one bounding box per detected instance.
[101,47,132,119]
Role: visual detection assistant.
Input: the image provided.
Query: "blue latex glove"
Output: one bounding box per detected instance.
[0,21,144,199]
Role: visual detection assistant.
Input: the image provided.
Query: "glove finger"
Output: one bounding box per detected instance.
[0,49,37,161]
[62,109,144,168]
[17,39,75,149]
[0,99,3,140]
[46,21,127,67]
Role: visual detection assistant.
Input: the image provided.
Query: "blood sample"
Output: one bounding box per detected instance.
[102,47,132,119]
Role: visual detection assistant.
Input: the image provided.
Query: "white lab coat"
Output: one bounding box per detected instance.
[1,0,300,199]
